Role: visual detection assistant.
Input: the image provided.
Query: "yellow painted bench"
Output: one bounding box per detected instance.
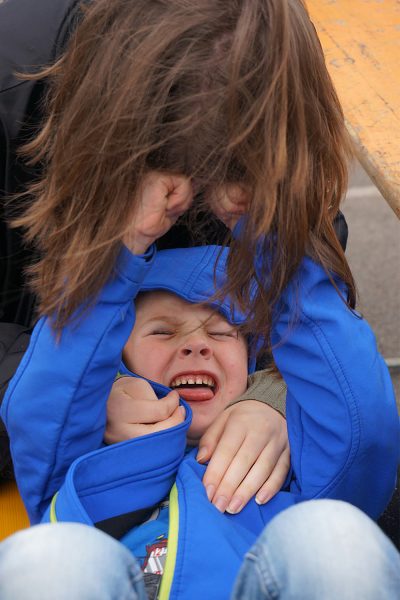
[0,480,29,542]
[307,0,400,218]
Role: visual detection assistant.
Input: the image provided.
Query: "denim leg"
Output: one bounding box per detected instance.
[0,522,147,600]
[231,499,400,600]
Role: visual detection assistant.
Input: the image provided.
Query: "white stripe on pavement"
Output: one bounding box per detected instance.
[345,186,381,199]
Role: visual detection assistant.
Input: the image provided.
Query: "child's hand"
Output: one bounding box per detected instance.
[207,183,250,231]
[197,401,290,514]
[105,377,185,443]
[123,172,193,254]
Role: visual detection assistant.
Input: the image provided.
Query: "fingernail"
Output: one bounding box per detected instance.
[214,495,228,513]
[206,484,215,501]
[179,406,186,418]
[196,447,207,462]
[226,497,244,515]
[255,491,271,505]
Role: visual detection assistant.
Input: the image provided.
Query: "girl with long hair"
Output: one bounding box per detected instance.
[0,0,386,520]
[15,0,354,333]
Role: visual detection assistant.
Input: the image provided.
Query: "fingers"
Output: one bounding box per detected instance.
[130,390,180,424]
[199,400,290,513]
[106,379,182,443]
[124,173,250,253]
[107,377,158,421]
[163,174,193,219]
[201,417,248,504]
[255,447,291,505]
[203,430,265,513]
[105,404,185,444]
[208,183,250,230]
[118,404,186,439]
[203,439,290,514]
[124,172,193,254]
[196,410,230,463]
[224,443,290,514]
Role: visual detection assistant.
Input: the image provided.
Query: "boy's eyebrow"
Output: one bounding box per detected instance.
[139,310,234,329]
[140,315,182,325]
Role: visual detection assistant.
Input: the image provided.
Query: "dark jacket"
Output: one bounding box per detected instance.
[0,0,82,324]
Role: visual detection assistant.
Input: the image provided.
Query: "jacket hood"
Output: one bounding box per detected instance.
[136,245,256,373]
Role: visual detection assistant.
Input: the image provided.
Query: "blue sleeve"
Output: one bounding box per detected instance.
[1,246,155,524]
[270,257,399,519]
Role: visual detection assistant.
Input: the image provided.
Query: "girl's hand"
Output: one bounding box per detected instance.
[123,172,193,254]
[207,183,250,231]
[197,401,290,513]
[105,377,185,443]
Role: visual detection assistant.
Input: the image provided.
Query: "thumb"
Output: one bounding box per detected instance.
[159,389,182,416]
[164,389,180,404]
[196,410,229,463]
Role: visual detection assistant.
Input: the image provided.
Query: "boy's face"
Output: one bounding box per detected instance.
[124,291,248,445]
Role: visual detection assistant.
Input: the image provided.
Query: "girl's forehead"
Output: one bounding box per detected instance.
[135,290,228,324]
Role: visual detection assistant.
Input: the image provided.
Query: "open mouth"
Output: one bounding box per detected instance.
[170,374,217,402]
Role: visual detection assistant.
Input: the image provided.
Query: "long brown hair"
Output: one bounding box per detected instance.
[14,0,355,347]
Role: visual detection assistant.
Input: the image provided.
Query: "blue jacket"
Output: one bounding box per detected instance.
[2,244,399,599]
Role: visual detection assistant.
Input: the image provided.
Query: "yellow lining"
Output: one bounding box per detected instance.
[49,493,58,523]
[158,484,179,600]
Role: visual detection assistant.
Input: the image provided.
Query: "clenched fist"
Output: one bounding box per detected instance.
[105,377,185,443]
[123,172,193,254]
[207,183,251,231]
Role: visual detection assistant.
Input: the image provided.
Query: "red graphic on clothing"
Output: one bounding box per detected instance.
[143,537,168,575]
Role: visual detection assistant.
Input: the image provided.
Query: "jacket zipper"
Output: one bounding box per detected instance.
[158,483,179,600]
[49,492,58,522]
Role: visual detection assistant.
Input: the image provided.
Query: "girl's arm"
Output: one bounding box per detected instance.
[2,171,193,524]
[270,257,399,519]
[1,248,155,523]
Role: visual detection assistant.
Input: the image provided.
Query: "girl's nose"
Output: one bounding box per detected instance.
[179,336,212,359]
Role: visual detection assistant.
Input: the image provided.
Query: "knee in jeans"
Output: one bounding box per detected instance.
[0,522,130,572]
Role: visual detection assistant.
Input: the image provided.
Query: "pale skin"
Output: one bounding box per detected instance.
[106,171,290,514]
[123,292,249,448]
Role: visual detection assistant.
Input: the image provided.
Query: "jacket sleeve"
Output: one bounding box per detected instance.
[270,257,399,519]
[228,369,286,417]
[1,246,155,523]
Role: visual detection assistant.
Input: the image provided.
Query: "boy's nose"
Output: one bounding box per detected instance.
[179,337,212,359]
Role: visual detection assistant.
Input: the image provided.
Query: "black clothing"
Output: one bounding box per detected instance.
[0,0,82,325]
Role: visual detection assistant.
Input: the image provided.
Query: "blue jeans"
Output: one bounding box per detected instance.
[0,500,399,599]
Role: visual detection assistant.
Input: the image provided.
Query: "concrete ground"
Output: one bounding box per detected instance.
[344,163,400,407]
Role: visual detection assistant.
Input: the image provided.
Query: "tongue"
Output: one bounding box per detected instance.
[177,387,215,402]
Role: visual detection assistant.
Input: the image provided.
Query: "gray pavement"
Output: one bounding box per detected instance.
[343,163,400,404]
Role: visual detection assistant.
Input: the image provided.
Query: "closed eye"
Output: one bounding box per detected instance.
[208,330,238,339]
[149,329,175,336]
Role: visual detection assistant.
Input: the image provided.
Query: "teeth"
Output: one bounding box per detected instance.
[171,375,216,388]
